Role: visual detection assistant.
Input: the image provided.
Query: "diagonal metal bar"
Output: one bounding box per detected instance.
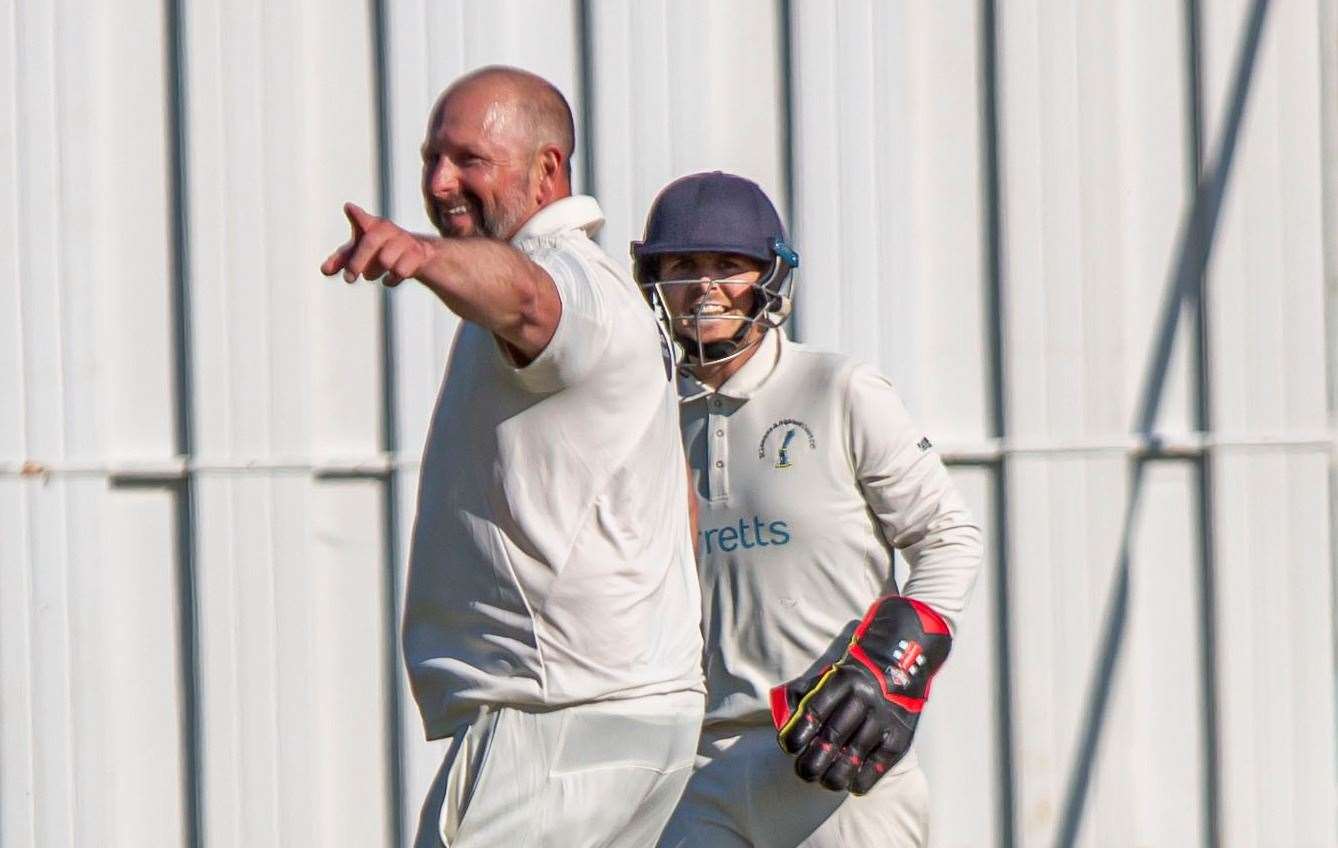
[1052,2,1271,846]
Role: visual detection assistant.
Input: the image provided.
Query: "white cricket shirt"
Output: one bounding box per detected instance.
[679,329,982,729]
[404,196,705,739]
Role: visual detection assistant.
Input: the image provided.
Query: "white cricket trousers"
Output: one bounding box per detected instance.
[414,691,704,847]
[656,725,929,847]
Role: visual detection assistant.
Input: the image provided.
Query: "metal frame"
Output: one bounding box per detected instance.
[1050,3,1271,845]
[6,1,1316,845]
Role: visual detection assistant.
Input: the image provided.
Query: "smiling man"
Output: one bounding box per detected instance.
[321,67,705,847]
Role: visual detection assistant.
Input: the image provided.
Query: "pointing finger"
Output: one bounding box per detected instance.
[343,202,378,236]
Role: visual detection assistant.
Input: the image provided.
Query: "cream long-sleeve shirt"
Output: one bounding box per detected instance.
[678,328,982,728]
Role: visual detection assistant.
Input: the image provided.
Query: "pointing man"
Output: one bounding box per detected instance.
[321,67,705,847]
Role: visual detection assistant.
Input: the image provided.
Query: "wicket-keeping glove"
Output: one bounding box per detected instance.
[769,595,951,794]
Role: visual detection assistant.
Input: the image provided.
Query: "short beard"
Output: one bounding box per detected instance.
[480,176,535,240]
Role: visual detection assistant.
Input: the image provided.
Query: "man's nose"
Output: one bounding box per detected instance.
[425,157,460,197]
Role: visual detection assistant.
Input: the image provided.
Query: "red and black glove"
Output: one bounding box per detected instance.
[770,596,951,794]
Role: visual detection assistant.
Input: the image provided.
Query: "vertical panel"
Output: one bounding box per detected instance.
[999,1,1196,445]
[0,0,20,467]
[1006,461,1206,848]
[380,2,584,835]
[91,482,185,846]
[1324,5,1338,831]
[93,9,188,837]
[2,0,54,841]
[2,0,184,845]
[1212,452,1334,847]
[917,466,1000,847]
[1201,0,1336,844]
[1007,456,1123,847]
[587,0,786,258]
[1326,0,1338,436]
[0,478,35,848]
[1200,2,1336,843]
[1095,463,1205,846]
[789,1,990,442]
[183,0,390,843]
[998,3,1200,844]
[1203,0,1326,441]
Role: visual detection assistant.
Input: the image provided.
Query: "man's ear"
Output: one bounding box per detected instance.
[535,144,566,203]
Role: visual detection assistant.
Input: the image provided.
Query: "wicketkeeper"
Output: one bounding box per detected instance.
[633,172,983,847]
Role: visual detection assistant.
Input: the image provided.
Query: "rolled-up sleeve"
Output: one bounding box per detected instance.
[846,364,983,634]
[506,240,612,394]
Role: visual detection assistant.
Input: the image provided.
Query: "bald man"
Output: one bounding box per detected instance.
[321,66,705,847]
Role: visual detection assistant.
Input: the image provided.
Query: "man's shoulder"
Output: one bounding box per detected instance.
[518,228,633,294]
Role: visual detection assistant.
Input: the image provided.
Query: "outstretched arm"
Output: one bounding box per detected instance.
[320,202,562,363]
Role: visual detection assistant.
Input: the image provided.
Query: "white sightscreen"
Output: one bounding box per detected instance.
[2,1,1333,846]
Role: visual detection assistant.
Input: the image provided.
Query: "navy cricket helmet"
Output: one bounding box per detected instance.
[631,171,799,367]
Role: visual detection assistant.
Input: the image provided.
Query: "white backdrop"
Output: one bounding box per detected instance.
[2,1,1334,846]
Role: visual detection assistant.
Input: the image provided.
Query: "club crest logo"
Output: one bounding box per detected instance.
[758,419,816,469]
[886,639,927,688]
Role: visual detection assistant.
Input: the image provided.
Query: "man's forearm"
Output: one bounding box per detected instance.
[417,237,561,362]
[322,204,563,363]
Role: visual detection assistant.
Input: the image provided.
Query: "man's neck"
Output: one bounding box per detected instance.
[505,187,575,241]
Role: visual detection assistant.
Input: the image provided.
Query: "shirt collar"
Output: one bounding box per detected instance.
[509,195,605,245]
[677,328,785,402]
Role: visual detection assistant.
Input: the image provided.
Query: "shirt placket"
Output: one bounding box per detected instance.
[705,394,730,501]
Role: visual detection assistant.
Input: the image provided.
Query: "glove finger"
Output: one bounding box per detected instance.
[794,693,865,784]
[850,725,913,796]
[821,712,889,792]
[779,671,847,754]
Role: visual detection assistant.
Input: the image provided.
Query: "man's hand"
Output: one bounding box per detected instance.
[770,596,951,795]
[320,202,437,287]
[319,201,561,364]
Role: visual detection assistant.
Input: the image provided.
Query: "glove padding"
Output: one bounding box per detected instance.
[770,596,951,794]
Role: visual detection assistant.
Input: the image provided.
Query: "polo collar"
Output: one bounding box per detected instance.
[510,195,605,244]
[678,328,785,402]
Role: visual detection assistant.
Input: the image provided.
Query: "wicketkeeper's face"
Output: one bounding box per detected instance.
[421,86,539,241]
[657,251,766,346]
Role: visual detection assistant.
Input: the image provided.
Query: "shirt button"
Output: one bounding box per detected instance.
[715,429,724,437]
[710,398,721,409]
[714,460,724,468]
